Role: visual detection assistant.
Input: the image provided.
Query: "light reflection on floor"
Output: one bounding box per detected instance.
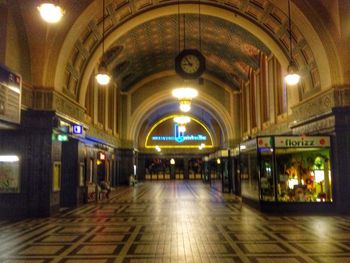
[0,181,349,262]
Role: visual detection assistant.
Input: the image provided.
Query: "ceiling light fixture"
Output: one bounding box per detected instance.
[37,1,64,23]
[95,0,111,86]
[285,0,300,85]
[172,87,198,112]
[173,116,191,124]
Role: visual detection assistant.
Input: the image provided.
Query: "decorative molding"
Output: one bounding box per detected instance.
[292,86,350,122]
[52,93,85,121]
[291,115,335,135]
[28,89,120,147]
[86,125,120,148]
[21,86,33,109]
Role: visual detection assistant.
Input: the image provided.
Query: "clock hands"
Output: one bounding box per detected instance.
[182,57,193,67]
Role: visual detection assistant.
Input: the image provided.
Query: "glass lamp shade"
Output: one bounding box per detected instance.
[172,87,198,100]
[95,62,111,85]
[38,3,64,23]
[170,158,175,165]
[285,61,300,85]
[173,116,191,124]
[95,73,111,85]
[179,102,191,112]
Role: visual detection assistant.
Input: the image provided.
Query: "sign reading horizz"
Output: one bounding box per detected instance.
[274,136,330,148]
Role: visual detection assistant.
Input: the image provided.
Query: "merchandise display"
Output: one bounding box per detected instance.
[239,136,333,203]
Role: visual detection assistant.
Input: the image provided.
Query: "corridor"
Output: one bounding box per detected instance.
[0,181,349,263]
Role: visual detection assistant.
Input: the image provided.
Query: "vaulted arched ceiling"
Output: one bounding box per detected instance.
[105,14,270,91]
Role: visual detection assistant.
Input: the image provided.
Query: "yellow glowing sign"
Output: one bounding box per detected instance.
[145,115,214,148]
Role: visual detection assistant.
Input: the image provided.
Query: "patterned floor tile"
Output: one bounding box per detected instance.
[311,256,350,263]
[13,244,69,256]
[248,256,308,263]
[69,244,123,256]
[59,258,114,263]
[0,181,350,263]
[36,234,83,243]
[289,241,350,254]
[237,242,292,254]
[1,259,53,263]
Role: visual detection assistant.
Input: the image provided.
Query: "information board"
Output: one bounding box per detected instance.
[0,64,21,124]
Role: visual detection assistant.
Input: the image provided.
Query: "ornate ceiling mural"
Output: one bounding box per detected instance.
[63,0,321,101]
[108,14,269,91]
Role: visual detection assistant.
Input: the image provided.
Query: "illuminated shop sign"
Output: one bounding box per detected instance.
[274,136,330,148]
[151,124,207,143]
[98,152,106,160]
[145,115,213,148]
[72,125,83,135]
[257,137,273,148]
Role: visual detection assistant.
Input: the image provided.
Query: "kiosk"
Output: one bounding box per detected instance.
[239,136,333,212]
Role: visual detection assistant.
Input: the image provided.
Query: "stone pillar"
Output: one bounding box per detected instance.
[137,154,146,181]
[60,138,85,207]
[116,148,134,185]
[332,107,350,213]
[0,110,61,218]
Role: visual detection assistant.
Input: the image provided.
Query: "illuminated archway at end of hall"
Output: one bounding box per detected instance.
[145,115,214,149]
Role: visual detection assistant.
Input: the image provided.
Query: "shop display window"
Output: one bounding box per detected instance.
[276,148,332,202]
[238,136,332,203]
[240,150,259,201]
[259,148,275,201]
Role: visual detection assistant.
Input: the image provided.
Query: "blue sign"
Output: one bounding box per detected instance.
[151,124,207,143]
[72,125,83,135]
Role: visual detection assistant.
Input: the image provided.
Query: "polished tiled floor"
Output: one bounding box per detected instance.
[0,181,350,263]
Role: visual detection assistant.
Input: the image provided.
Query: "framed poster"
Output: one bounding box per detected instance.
[79,162,85,186]
[0,155,20,193]
[52,162,61,191]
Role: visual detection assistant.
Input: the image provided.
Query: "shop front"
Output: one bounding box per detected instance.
[239,136,333,213]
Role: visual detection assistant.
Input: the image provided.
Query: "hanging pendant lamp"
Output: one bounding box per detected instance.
[285,0,300,85]
[37,0,64,23]
[95,0,111,86]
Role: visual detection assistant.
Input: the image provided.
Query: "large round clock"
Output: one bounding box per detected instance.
[175,49,206,79]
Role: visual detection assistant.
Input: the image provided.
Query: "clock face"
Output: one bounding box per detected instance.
[180,54,200,74]
[175,49,206,79]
